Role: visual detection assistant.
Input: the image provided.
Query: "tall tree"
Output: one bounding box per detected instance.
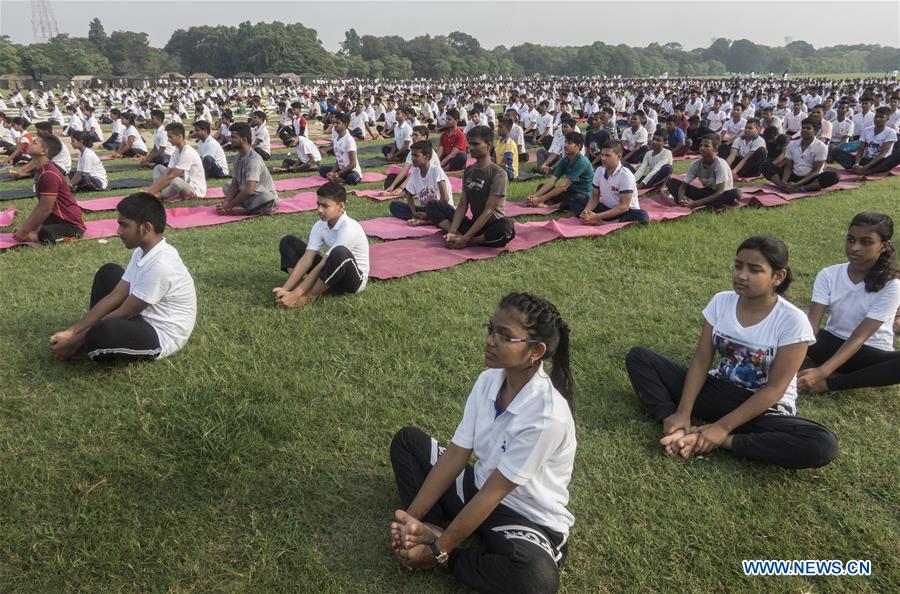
[341,28,361,56]
[88,18,107,51]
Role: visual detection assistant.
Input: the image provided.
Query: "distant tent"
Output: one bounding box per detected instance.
[190,72,214,87]
[234,72,256,79]
[258,72,278,82]
[0,74,31,91]
[161,72,187,80]
[279,72,300,84]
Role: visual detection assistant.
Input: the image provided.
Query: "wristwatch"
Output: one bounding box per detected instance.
[430,542,449,565]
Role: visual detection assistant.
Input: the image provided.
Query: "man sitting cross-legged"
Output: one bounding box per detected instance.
[216,122,279,215]
[49,192,196,362]
[426,125,516,250]
[145,122,207,203]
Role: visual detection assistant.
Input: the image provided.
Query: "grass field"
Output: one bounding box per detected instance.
[1,132,898,593]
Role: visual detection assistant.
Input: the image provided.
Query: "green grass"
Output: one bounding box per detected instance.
[0,138,898,593]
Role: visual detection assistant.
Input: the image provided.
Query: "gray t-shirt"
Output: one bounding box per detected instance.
[463,162,508,219]
[685,156,734,190]
[234,149,278,204]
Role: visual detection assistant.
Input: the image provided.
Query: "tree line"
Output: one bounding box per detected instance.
[1,18,898,80]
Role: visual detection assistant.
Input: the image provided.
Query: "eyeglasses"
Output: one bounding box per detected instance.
[483,324,543,345]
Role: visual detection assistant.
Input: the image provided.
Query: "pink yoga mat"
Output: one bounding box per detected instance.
[351,176,463,202]
[360,217,441,240]
[638,197,694,222]
[0,206,15,227]
[740,181,860,199]
[367,222,560,280]
[362,202,559,241]
[0,217,120,250]
[78,174,385,212]
[835,165,900,182]
[165,193,319,229]
[1,194,319,250]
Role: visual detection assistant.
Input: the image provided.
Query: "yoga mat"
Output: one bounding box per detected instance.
[350,176,464,201]
[79,174,384,212]
[2,193,320,249]
[360,217,442,240]
[0,188,35,201]
[0,217,120,250]
[0,206,15,226]
[739,181,860,199]
[361,202,559,239]
[446,158,477,172]
[359,156,391,168]
[514,171,541,181]
[165,192,319,229]
[367,222,560,280]
[638,197,694,222]
[835,164,900,182]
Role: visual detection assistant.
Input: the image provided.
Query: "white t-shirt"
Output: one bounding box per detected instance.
[592,163,639,209]
[83,115,103,139]
[812,263,900,351]
[451,364,576,536]
[621,126,648,151]
[405,163,453,207]
[110,119,125,142]
[859,126,898,161]
[252,123,271,153]
[333,132,362,177]
[393,120,412,150]
[125,125,147,152]
[121,239,197,358]
[404,147,442,170]
[785,138,828,177]
[67,114,84,132]
[706,110,727,132]
[306,212,369,291]
[852,111,875,136]
[153,125,175,156]
[169,144,207,197]
[731,135,766,158]
[294,135,322,164]
[722,117,747,139]
[52,141,71,173]
[349,111,368,132]
[702,291,815,414]
[831,119,854,144]
[196,136,229,176]
[76,147,108,189]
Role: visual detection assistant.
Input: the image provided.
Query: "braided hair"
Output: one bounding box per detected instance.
[498,293,574,411]
[850,212,898,293]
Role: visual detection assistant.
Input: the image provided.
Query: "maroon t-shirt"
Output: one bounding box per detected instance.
[35,163,85,231]
[440,129,467,158]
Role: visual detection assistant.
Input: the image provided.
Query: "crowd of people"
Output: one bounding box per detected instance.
[2,74,899,593]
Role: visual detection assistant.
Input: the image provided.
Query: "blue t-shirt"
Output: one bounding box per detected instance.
[667,127,686,149]
[552,153,594,197]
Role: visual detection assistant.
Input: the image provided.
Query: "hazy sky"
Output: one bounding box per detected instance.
[2,0,898,50]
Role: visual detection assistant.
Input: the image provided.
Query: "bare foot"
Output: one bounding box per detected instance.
[808,378,829,394]
[392,510,441,549]
[677,432,700,459]
[660,429,685,456]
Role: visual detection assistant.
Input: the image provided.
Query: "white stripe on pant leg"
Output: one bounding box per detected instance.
[87,346,162,360]
[491,524,561,562]
[455,469,467,502]
[430,438,439,465]
[322,256,362,287]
